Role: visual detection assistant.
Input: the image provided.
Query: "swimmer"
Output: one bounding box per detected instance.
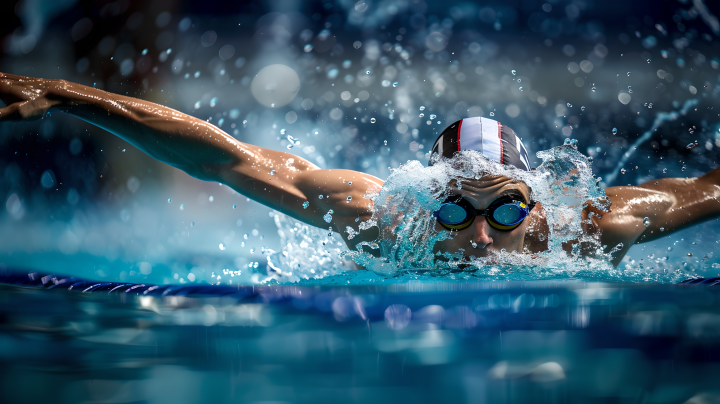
[2,72,720,268]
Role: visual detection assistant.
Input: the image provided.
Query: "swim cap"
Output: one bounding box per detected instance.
[429,117,532,171]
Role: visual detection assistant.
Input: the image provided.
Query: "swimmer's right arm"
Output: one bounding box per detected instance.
[0,73,384,241]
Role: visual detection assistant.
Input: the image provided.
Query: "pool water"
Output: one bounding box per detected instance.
[1,267,720,403]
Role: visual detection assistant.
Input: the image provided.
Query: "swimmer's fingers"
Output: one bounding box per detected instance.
[0,98,59,122]
[0,103,22,122]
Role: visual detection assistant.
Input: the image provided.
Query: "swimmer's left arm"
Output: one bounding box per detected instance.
[596,167,720,261]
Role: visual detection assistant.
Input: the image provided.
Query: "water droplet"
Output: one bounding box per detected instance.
[643,217,650,227]
[209,195,214,202]
[194,101,201,109]
[490,112,495,116]
[141,48,148,55]
[681,166,687,171]
[233,204,237,209]
[346,196,352,201]
[581,106,585,111]
[280,128,286,135]
[270,170,276,175]
[648,103,653,108]
[621,168,627,174]
[567,103,572,107]
[519,87,523,91]
[660,227,665,232]
[180,203,184,210]
[647,58,651,63]
[419,106,426,111]
[219,243,225,250]
[191,221,195,227]
[430,114,437,119]
[323,211,333,223]
[348,181,352,185]
[517,79,521,83]
[194,71,200,78]
[627,71,631,76]
[168,198,172,203]
[663,168,668,173]
[591,86,596,92]
[392,81,399,87]
[384,140,388,145]
[370,118,376,123]
[304,44,313,52]
[303,201,309,209]
[209,97,218,107]
[355,217,360,222]
[244,233,248,239]
[319,195,324,199]
[122,149,126,152]
[612,127,618,135]
[687,143,697,149]
[511,69,517,75]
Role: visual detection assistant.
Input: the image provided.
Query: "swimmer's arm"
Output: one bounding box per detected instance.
[596,168,720,262]
[0,73,383,234]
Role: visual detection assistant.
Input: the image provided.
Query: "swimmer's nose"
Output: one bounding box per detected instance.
[472,218,493,249]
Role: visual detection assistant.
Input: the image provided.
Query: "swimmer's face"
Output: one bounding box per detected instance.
[433,175,532,263]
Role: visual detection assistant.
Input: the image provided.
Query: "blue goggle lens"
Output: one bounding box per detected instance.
[492,203,525,225]
[437,204,468,225]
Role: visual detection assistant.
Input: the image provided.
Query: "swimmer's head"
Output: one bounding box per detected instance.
[429,117,532,171]
[429,118,537,262]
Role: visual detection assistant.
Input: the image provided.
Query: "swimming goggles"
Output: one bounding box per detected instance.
[433,195,535,231]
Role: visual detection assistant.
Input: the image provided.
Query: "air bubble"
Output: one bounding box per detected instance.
[392,81,399,87]
[511,69,516,75]
[194,71,200,78]
[303,201,309,209]
[567,103,572,107]
[581,106,585,111]
[419,106,425,111]
[643,217,650,227]
[612,127,617,135]
[430,114,437,119]
[627,72,631,76]
[621,168,627,174]
[168,198,172,203]
[370,118,376,123]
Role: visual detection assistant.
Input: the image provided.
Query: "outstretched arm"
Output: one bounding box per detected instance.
[593,167,720,265]
[0,73,383,244]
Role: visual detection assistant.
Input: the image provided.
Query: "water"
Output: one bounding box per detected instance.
[1,268,720,403]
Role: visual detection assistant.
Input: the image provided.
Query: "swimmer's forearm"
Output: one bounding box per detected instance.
[51,80,246,178]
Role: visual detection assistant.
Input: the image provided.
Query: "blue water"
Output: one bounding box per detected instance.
[2,267,720,403]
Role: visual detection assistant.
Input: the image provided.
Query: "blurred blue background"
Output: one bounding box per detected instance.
[2,0,720,284]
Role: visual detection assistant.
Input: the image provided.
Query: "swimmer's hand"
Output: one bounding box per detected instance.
[0,72,65,121]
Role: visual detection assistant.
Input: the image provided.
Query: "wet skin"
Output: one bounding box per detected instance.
[2,72,720,268]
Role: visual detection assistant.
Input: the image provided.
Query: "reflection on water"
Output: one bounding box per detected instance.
[2,268,720,403]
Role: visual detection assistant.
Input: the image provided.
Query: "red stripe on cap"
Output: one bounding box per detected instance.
[497,121,503,165]
[456,119,463,151]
